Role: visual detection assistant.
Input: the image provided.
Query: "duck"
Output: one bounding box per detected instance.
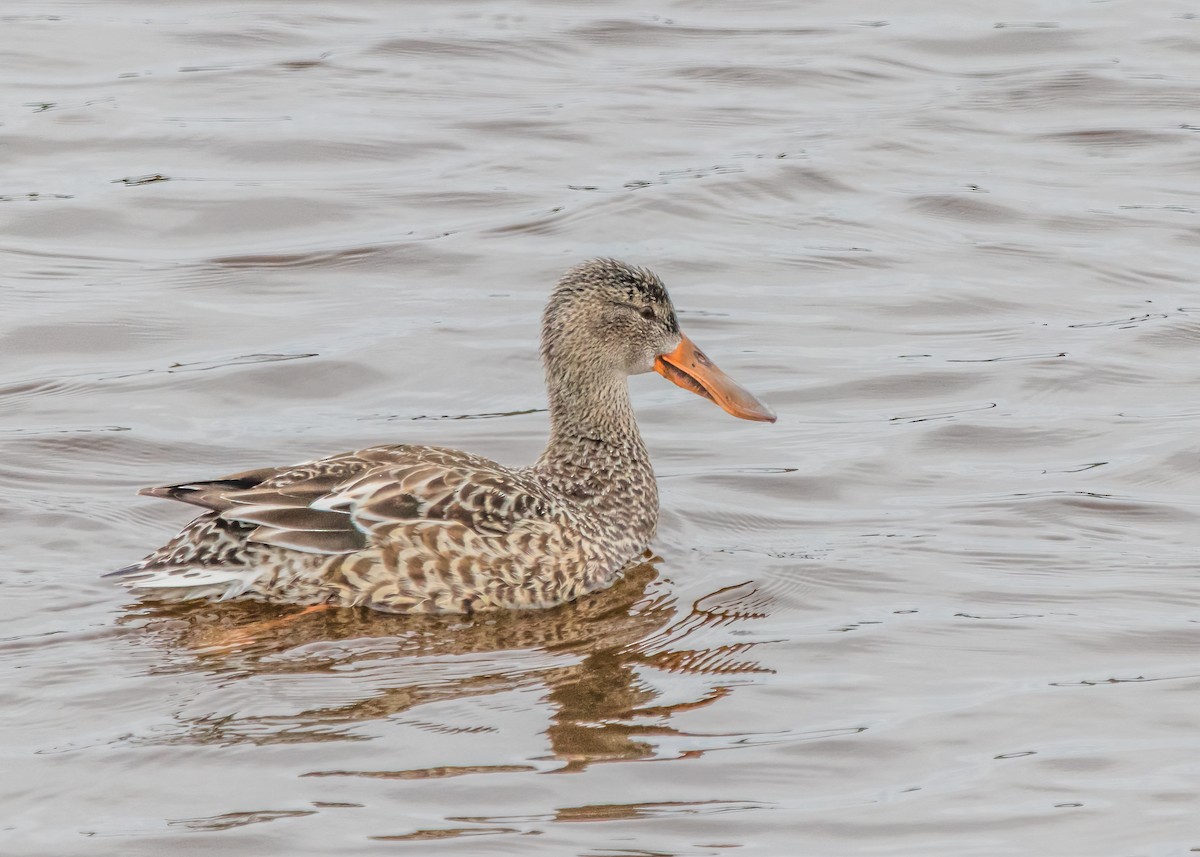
[108,259,775,613]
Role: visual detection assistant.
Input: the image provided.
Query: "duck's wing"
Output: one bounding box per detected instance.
[134,444,561,558]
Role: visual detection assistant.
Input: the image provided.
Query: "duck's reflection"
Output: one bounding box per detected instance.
[123,558,771,772]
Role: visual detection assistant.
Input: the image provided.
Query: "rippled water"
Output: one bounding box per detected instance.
[4,1,1200,854]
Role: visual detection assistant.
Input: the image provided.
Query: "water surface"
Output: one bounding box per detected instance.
[3,1,1199,855]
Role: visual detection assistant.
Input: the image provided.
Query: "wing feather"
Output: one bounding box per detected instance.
[247,526,366,554]
[221,504,351,532]
[138,444,563,558]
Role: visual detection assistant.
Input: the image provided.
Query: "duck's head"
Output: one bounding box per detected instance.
[542,259,776,423]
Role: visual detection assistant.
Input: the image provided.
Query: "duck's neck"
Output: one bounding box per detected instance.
[532,360,656,520]
[544,360,642,450]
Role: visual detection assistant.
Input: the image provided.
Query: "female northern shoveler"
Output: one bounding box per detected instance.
[109,259,775,613]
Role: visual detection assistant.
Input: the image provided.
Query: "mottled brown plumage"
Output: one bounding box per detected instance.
[109,259,775,613]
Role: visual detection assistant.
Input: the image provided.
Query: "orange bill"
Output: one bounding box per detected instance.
[654,333,776,423]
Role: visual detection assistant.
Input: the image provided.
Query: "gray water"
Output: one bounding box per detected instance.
[3,1,1199,855]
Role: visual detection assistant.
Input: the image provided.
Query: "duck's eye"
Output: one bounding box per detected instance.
[639,306,656,321]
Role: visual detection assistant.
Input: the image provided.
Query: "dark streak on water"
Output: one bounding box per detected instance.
[3,1,1200,855]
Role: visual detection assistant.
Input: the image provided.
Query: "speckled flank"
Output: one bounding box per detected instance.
[109,259,688,613]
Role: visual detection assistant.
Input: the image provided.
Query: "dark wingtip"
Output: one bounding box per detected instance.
[138,483,214,507]
[103,563,145,578]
